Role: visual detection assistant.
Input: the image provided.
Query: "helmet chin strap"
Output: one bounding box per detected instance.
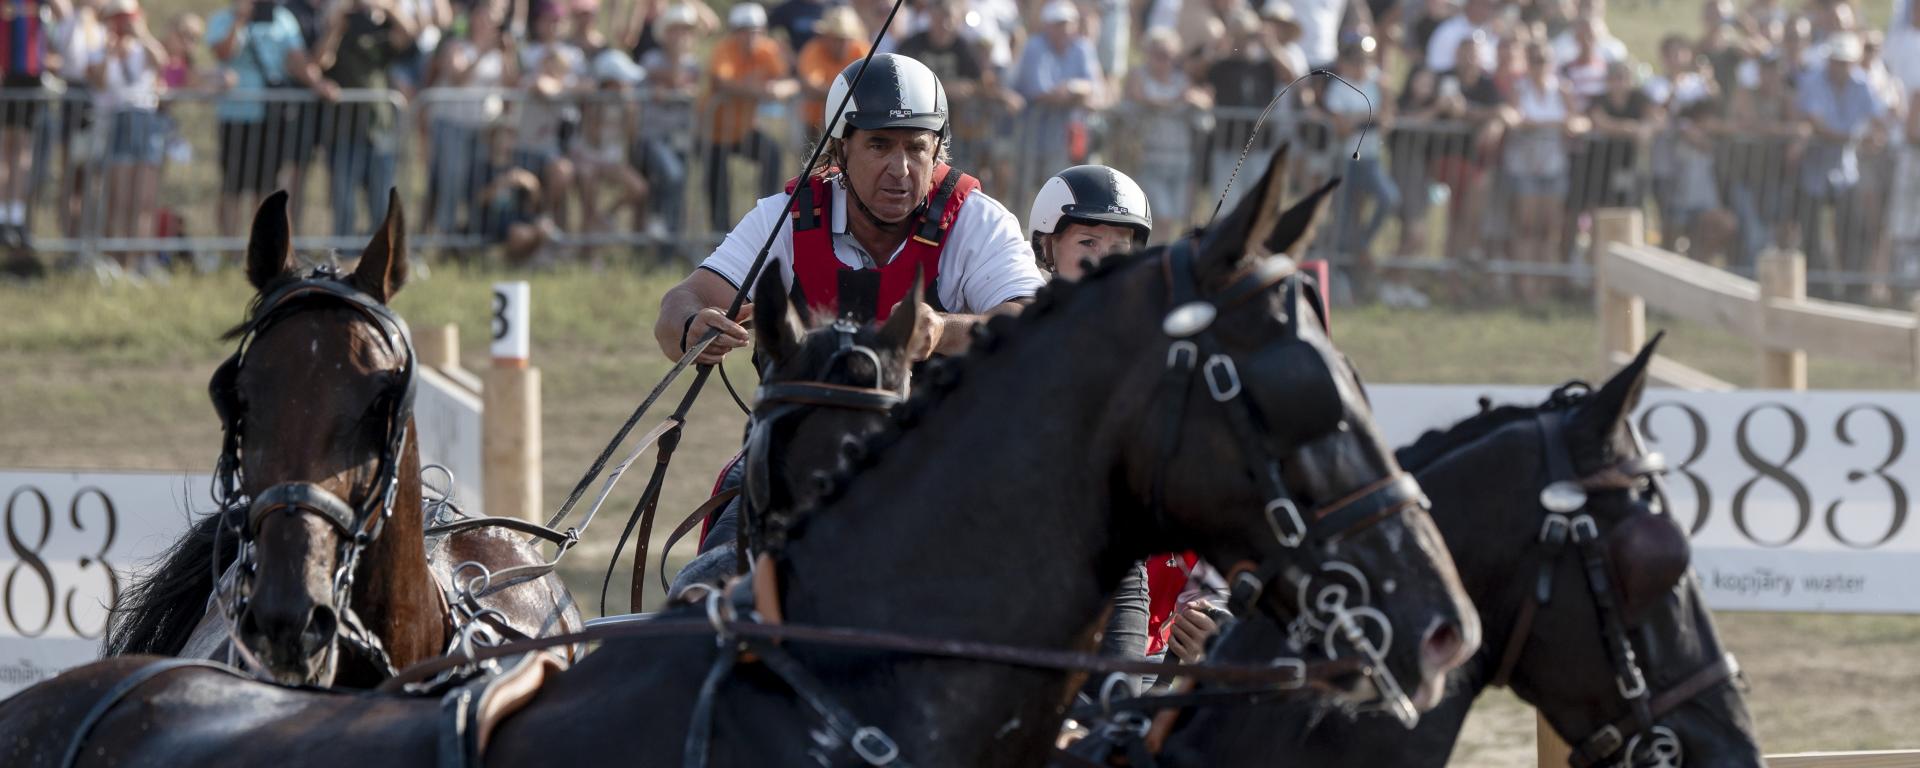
[845,179,926,235]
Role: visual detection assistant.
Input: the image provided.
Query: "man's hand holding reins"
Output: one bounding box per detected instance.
[656,269,756,364]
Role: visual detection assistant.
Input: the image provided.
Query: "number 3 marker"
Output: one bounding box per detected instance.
[492,282,530,366]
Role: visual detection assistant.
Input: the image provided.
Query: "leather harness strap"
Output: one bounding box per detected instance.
[248,483,360,536]
[1569,653,1741,768]
[755,382,905,412]
[378,608,1347,695]
[1310,473,1428,544]
[592,417,685,616]
[61,659,246,768]
[658,489,743,594]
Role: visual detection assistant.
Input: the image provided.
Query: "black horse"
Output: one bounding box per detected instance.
[1134,341,1765,767]
[0,150,1475,767]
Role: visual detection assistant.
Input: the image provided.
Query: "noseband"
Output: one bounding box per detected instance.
[1489,406,1739,768]
[1151,245,1429,726]
[210,266,417,676]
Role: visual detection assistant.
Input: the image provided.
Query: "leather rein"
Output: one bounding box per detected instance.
[1487,407,1740,768]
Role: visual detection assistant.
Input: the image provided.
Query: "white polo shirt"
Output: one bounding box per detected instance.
[698,175,1046,314]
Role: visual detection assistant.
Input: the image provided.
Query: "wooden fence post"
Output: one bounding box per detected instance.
[1756,250,1807,390]
[1537,712,1571,767]
[484,283,541,523]
[415,323,460,372]
[1592,209,1646,370]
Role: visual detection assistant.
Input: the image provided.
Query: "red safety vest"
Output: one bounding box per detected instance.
[1145,552,1198,656]
[783,164,979,321]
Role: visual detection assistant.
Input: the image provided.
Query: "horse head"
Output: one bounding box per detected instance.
[1093,145,1478,722]
[1478,341,1763,767]
[216,190,417,687]
[741,270,919,554]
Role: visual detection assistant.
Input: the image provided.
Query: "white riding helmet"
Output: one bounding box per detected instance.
[1028,165,1154,246]
[822,53,950,142]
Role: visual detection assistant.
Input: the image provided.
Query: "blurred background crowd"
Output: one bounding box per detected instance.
[0,0,1914,305]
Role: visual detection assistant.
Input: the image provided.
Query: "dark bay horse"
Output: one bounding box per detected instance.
[667,265,920,595]
[99,192,580,688]
[1143,341,1764,767]
[0,151,1474,767]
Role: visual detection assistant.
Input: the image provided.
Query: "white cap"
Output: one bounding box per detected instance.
[593,49,647,85]
[658,2,698,28]
[1040,1,1079,25]
[1827,32,1864,63]
[728,2,767,29]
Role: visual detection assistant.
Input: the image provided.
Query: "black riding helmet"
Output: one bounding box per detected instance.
[1028,165,1154,247]
[823,53,950,143]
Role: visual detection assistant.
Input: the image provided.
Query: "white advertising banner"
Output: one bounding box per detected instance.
[0,370,483,697]
[0,471,213,696]
[1370,385,1920,615]
[416,367,485,515]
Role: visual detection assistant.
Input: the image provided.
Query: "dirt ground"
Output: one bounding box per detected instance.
[3,267,1916,764]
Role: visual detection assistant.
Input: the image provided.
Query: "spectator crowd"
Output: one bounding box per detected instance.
[0,0,1915,302]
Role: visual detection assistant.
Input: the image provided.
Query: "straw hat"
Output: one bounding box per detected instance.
[813,6,866,39]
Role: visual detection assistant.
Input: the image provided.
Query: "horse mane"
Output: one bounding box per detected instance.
[771,248,1156,552]
[102,507,242,657]
[1393,382,1594,472]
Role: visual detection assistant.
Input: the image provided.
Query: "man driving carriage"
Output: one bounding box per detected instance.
[651,52,1045,365]
[655,53,1046,587]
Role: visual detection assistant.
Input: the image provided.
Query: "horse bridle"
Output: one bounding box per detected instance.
[209,266,418,677]
[744,317,906,553]
[1150,244,1430,727]
[1487,402,1739,768]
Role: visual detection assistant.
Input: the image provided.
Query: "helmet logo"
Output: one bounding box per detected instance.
[1106,204,1130,214]
[888,108,914,118]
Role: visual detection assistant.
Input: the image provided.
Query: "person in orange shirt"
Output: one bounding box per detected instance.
[704,2,795,231]
[796,5,866,141]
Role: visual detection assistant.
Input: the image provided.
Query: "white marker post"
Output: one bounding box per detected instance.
[485,282,541,522]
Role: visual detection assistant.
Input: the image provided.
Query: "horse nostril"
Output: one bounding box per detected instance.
[301,605,339,658]
[1421,620,1466,670]
[236,609,263,643]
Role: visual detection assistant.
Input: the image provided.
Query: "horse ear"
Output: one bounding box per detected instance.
[1263,178,1340,257]
[753,270,805,364]
[1571,333,1662,443]
[245,190,295,291]
[875,268,925,354]
[352,189,408,303]
[1197,144,1290,285]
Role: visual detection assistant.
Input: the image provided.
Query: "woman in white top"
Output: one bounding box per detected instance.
[90,0,167,264]
[1502,40,1580,304]
[572,49,650,238]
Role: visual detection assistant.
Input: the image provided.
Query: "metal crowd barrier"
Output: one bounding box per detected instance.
[4,84,1914,297]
